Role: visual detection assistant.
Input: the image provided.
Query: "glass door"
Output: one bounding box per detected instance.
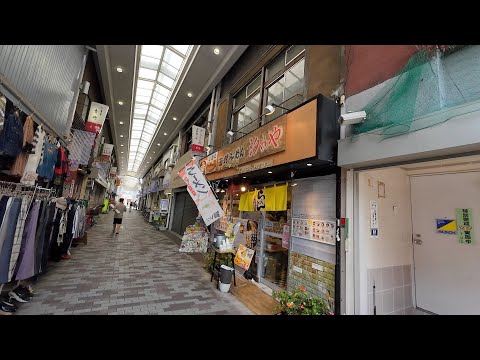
[259,210,289,290]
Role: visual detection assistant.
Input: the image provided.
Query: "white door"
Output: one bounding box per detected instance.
[410,172,480,314]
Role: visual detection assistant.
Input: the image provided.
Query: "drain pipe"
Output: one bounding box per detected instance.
[208,82,222,155]
[206,87,216,151]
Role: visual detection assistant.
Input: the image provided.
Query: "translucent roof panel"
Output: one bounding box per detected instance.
[129,45,192,175]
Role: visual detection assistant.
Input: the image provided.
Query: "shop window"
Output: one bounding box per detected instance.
[231,93,261,142]
[226,46,306,145]
[229,75,261,143]
[264,56,305,123]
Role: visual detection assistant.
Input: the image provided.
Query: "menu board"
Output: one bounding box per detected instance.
[264,220,286,235]
[291,218,336,245]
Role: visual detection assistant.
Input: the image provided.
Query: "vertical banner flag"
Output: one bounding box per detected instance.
[178,160,224,226]
[85,102,109,134]
[191,125,206,153]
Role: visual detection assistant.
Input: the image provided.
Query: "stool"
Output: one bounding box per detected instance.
[210,247,236,288]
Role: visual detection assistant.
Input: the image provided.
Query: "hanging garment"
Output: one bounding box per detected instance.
[40,204,58,273]
[8,196,29,281]
[33,200,46,275]
[47,208,63,263]
[73,204,86,239]
[37,137,58,181]
[14,201,41,281]
[0,111,23,159]
[36,201,54,274]
[22,115,34,152]
[0,196,10,228]
[10,115,35,177]
[0,93,6,129]
[68,130,96,166]
[57,208,68,246]
[20,125,46,185]
[0,198,21,283]
[59,203,75,256]
[0,112,23,170]
[0,197,14,254]
[54,146,66,176]
[10,152,27,177]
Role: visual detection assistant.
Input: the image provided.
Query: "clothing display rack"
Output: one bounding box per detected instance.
[0,180,57,305]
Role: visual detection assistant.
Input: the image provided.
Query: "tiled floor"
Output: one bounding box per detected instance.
[15,210,253,315]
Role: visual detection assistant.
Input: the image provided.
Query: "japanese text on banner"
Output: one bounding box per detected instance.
[178,160,224,226]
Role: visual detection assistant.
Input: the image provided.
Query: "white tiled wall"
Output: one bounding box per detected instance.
[367,265,413,315]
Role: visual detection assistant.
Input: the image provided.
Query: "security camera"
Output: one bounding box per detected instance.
[338,110,367,126]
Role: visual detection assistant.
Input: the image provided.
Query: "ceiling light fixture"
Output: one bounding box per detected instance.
[173,117,177,121]
[243,176,246,179]
[120,135,124,137]
[116,66,123,73]
[187,92,193,98]
[119,121,124,125]
[241,186,246,192]
[291,183,298,187]
[213,48,220,55]
[118,101,124,105]
[268,171,272,174]
[164,132,167,136]
[157,143,161,146]
[307,163,313,166]
[121,145,124,147]
[121,152,124,154]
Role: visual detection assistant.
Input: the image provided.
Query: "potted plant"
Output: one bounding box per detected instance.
[272,287,333,315]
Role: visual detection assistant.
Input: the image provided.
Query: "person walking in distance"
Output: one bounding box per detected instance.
[113,198,127,235]
[129,202,133,213]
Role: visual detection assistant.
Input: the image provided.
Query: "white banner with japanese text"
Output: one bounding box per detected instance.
[178,160,224,226]
[191,125,206,153]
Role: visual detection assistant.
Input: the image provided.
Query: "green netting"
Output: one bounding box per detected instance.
[352,45,480,138]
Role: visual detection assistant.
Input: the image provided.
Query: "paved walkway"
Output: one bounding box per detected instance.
[16,210,252,315]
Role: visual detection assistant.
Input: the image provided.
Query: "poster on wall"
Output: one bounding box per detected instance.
[435,219,457,235]
[160,199,170,213]
[370,200,379,238]
[292,218,336,245]
[85,102,109,134]
[231,219,258,250]
[234,244,255,270]
[178,160,224,226]
[191,125,206,153]
[455,208,474,244]
[282,225,290,248]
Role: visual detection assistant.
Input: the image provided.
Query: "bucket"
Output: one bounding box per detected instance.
[220,265,234,284]
[219,282,231,293]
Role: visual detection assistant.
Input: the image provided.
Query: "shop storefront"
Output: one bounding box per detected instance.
[167,150,200,236]
[201,95,340,308]
[339,47,480,314]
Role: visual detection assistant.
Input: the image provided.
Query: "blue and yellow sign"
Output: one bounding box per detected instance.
[436,219,457,235]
